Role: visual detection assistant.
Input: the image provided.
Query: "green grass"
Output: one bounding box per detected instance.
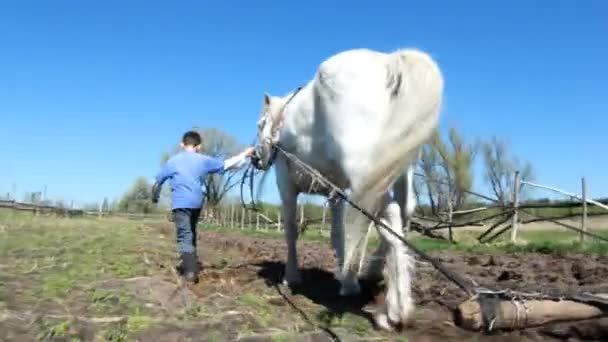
[0,210,178,340]
[0,214,155,301]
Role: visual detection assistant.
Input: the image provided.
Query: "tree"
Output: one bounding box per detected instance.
[419,141,441,215]
[82,202,101,211]
[54,199,67,209]
[417,127,477,214]
[22,192,32,203]
[481,136,534,203]
[118,177,154,213]
[161,126,246,207]
[101,197,110,212]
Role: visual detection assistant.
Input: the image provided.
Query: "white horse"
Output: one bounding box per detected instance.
[253,48,443,330]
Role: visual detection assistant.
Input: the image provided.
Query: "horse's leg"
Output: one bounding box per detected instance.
[282,193,302,286]
[373,193,415,330]
[328,197,345,280]
[337,202,367,296]
[393,164,416,233]
[276,160,302,287]
[364,229,388,282]
[403,164,416,233]
[338,186,387,296]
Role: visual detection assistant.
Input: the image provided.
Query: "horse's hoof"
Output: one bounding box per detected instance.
[387,300,413,327]
[373,312,394,332]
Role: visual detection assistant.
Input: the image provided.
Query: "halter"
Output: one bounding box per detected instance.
[241,86,304,210]
[253,85,303,170]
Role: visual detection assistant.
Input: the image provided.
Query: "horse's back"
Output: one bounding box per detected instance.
[309,48,442,192]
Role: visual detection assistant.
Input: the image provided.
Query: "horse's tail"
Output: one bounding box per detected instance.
[385,49,442,229]
[386,48,444,109]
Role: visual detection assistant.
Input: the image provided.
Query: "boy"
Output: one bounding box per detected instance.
[151,130,255,284]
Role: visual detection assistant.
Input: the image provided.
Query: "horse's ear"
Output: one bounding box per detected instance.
[264,93,271,106]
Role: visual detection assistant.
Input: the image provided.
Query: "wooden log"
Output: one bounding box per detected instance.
[455,297,604,331]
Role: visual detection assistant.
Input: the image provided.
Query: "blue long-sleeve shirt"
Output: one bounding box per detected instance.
[155,150,245,209]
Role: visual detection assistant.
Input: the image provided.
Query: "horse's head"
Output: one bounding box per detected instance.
[252,93,286,170]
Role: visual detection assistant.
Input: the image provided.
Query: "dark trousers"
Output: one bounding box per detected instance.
[172,208,201,255]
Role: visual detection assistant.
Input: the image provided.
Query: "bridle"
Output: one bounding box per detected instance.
[252,85,303,171]
[240,85,304,210]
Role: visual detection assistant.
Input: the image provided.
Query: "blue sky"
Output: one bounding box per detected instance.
[1,0,607,206]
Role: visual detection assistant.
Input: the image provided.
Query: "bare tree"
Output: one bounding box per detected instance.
[445,127,476,208]
[419,140,441,215]
[161,126,246,207]
[417,127,477,214]
[481,136,534,203]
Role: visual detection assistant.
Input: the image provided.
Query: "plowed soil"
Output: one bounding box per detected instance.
[187,230,608,341]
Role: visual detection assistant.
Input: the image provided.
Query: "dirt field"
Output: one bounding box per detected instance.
[1,214,608,341]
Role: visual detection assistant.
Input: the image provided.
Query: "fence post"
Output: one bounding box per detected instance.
[581,177,588,243]
[248,211,252,229]
[299,204,304,226]
[321,204,326,232]
[510,171,521,243]
[277,212,281,231]
[241,208,245,229]
[230,204,235,229]
[256,213,260,230]
[447,200,454,242]
[224,207,227,227]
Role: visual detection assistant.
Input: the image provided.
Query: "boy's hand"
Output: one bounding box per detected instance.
[243,146,256,157]
[151,182,161,204]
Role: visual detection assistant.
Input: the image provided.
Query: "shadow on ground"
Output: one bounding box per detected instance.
[254,261,383,327]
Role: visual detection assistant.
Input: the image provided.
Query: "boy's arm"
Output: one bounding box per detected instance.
[151,163,174,203]
[206,147,256,174]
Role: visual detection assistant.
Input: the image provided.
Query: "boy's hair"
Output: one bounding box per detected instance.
[182,130,202,147]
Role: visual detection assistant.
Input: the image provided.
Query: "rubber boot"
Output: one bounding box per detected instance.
[175,262,184,275]
[181,252,199,284]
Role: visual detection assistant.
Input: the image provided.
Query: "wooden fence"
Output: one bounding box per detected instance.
[193,203,330,233]
[0,199,329,232]
[3,173,607,245]
[416,173,608,244]
[0,199,168,220]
